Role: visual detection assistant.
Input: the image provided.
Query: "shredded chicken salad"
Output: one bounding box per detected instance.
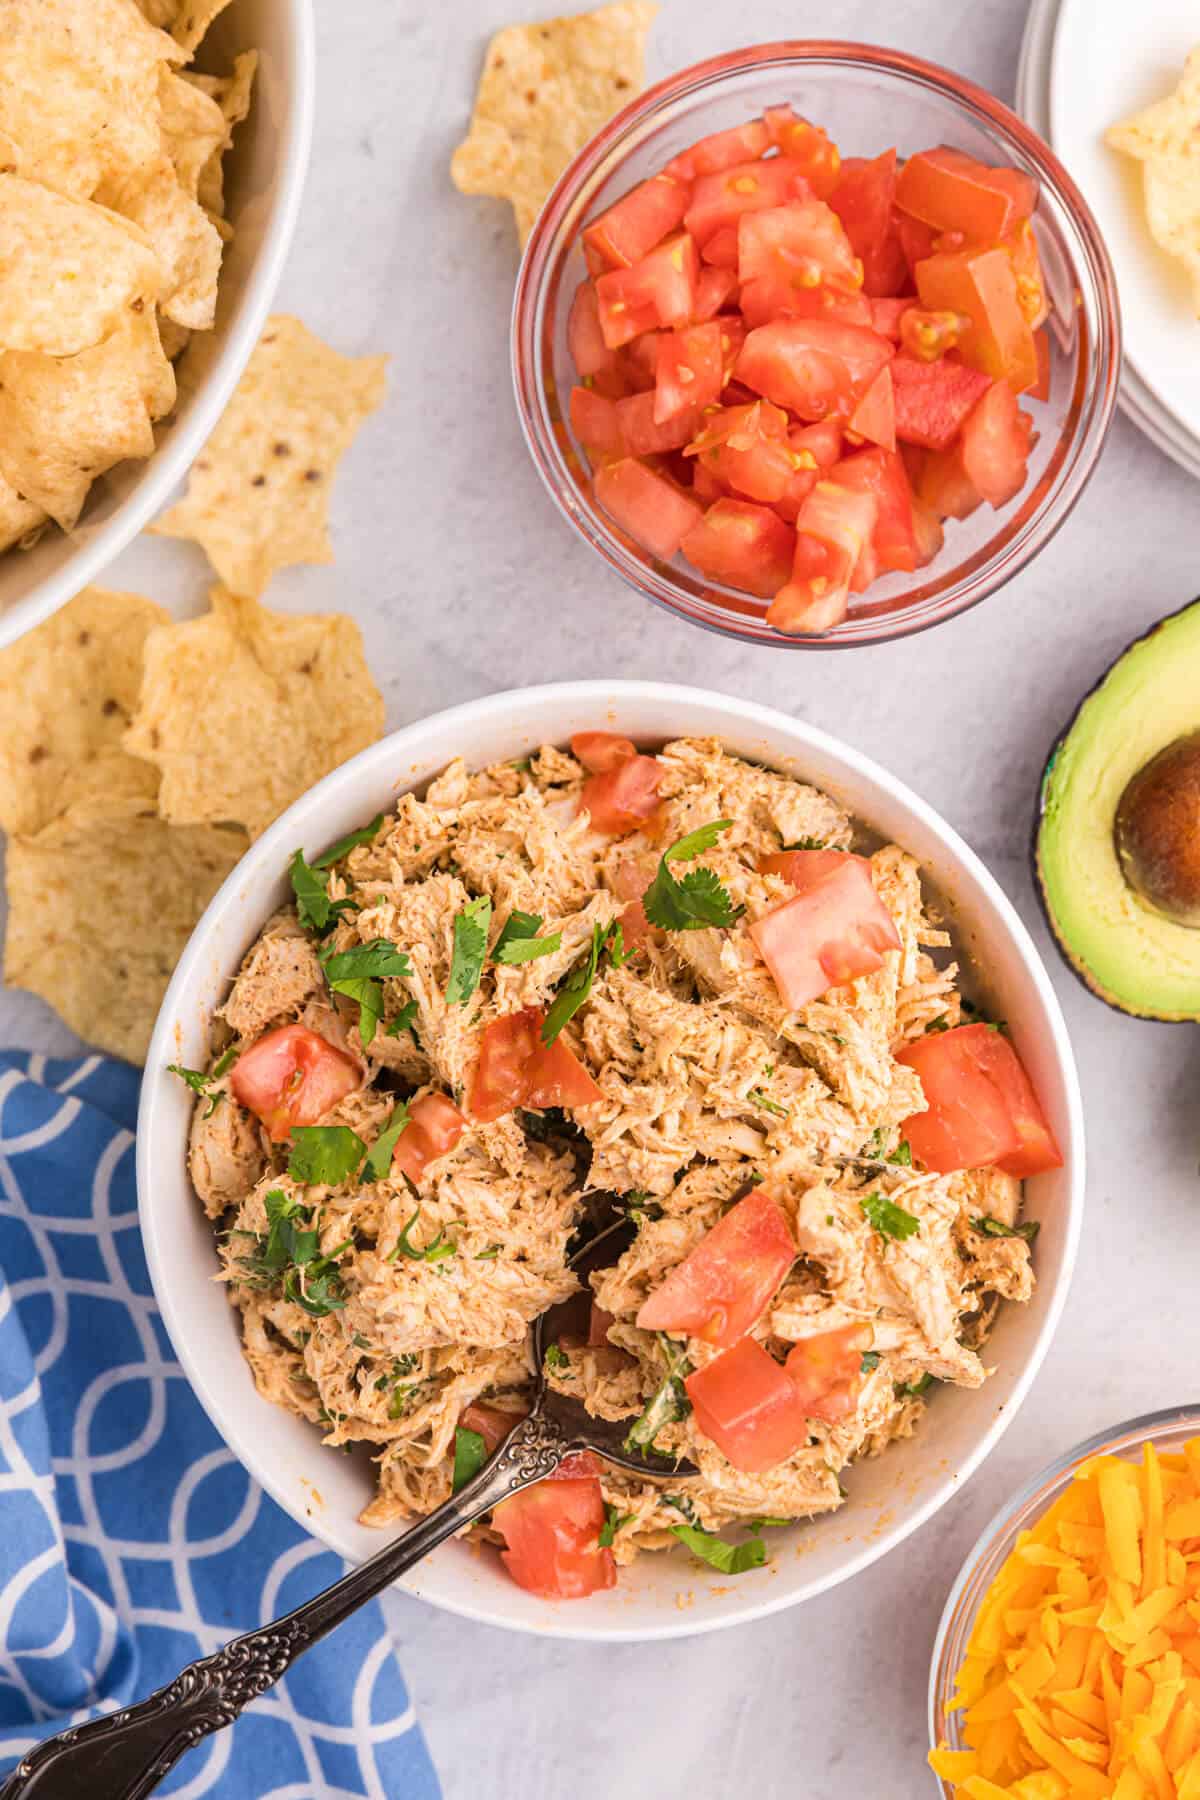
[178,735,1039,1595]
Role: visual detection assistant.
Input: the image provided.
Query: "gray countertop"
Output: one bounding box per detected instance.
[4,1,1198,1794]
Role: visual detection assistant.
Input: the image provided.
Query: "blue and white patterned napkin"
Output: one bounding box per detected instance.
[0,1051,441,1799]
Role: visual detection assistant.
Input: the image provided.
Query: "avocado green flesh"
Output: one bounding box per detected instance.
[1037,599,1200,1021]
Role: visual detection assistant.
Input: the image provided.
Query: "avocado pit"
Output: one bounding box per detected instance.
[1114,731,1200,928]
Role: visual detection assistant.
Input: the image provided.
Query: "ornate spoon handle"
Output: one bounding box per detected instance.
[1,1412,572,1800]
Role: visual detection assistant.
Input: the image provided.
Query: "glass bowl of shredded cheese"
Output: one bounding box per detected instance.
[928,1407,1200,1797]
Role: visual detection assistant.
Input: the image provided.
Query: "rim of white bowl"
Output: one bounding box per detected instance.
[138,681,1086,1641]
[0,0,317,654]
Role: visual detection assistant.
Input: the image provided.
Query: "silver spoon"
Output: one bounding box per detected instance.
[2,1218,696,1799]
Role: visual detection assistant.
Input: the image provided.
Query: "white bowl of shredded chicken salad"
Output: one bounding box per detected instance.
[139,680,1084,1641]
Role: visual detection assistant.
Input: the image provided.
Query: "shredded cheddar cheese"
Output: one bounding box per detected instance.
[930,1441,1200,1798]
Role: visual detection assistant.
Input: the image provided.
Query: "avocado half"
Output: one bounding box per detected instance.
[1035,597,1200,1021]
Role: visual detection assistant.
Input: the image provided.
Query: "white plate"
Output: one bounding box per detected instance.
[139,681,1084,1641]
[1050,0,1200,452]
[1019,0,1200,481]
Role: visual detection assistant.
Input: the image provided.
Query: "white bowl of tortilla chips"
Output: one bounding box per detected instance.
[139,680,1084,1641]
[0,0,315,652]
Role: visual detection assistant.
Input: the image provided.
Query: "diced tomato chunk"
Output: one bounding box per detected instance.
[567,281,618,379]
[869,296,912,342]
[847,364,895,451]
[569,385,624,459]
[593,458,703,560]
[896,1021,1060,1176]
[700,224,740,268]
[748,851,901,1008]
[758,847,850,886]
[896,210,939,278]
[230,1023,360,1144]
[958,379,1031,507]
[636,1189,794,1346]
[459,1402,519,1456]
[684,400,795,503]
[665,119,770,182]
[766,479,877,635]
[891,354,992,451]
[570,731,636,774]
[391,1091,465,1184]
[579,749,662,836]
[690,458,728,505]
[616,330,661,391]
[596,233,699,348]
[896,146,1035,244]
[492,1473,615,1598]
[910,495,945,565]
[761,107,842,199]
[737,200,860,299]
[470,1006,602,1123]
[829,150,909,296]
[834,447,919,574]
[916,443,984,521]
[1002,217,1049,331]
[737,318,892,421]
[680,498,794,597]
[785,1326,869,1424]
[686,1338,808,1473]
[692,264,739,322]
[615,389,700,455]
[582,173,691,273]
[654,320,724,422]
[684,158,810,245]
[915,247,1038,391]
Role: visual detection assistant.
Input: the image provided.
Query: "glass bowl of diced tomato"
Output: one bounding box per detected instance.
[512,41,1121,647]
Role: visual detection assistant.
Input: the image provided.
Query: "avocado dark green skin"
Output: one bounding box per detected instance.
[1031,596,1200,1023]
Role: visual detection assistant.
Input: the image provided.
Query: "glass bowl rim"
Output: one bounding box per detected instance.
[925,1403,1200,1793]
[511,36,1123,651]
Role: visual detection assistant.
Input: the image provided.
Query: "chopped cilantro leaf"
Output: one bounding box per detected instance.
[447,895,492,1005]
[284,1260,348,1318]
[167,1055,235,1119]
[384,998,419,1038]
[860,1191,920,1242]
[387,1205,455,1263]
[288,1126,366,1186]
[319,938,412,1048]
[926,1015,950,1034]
[783,836,832,851]
[598,1503,632,1548]
[493,910,562,965]
[544,1344,569,1371]
[241,1189,353,1317]
[671,1521,766,1575]
[747,1086,789,1118]
[748,1515,791,1531]
[452,1426,488,1493]
[897,1373,934,1400]
[623,1334,691,1457]
[642,821,744,933]
[541,919,622,1046]
[312,814,385,870]
[889,1140,913,1166]
[972,1214,1040,1244]
[360,1105,410,1185]
[289,848,356,935]
[860,1350,881,1374]
[474,1245,501,1260]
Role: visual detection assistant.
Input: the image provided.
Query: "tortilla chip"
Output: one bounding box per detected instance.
[0,0,179,201]
[123,587,386,838]
[451,1,656,244]
[159,69,230,198]
[1108,50,1200,313]
[0,174,163,357]
[150,315,387,593]
[173,0,234,56]
[136,0,181,25]
[187,51,257,215]
[0,470,44,554]
[4,803,248,1064]
[99,157,224,330]
[0,587,168,837]
[0,310,175,530]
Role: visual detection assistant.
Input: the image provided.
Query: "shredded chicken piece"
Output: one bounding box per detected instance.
[185,737,1036,1566]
